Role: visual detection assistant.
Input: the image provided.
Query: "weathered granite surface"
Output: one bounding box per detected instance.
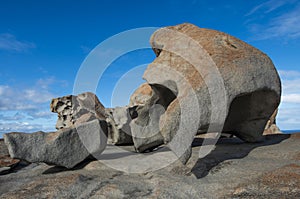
[3,119,108,169]
[130,23,281,158]
[1,133,299,198]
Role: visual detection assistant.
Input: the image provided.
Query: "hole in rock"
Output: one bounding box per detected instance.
[152,84,177,109]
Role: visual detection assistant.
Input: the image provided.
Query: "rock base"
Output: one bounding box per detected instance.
[1,133,299,198]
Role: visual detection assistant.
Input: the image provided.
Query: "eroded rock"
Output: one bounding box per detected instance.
[129,83,168,152]
[50,92,106,129]
[263,108,282,135]
[2,23,283,169]
[105,107,133,145]
[130,23,281,158]
[4,119,107,168]
[129,83,153,106]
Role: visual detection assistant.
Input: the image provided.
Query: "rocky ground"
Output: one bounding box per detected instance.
[0,133,299,199]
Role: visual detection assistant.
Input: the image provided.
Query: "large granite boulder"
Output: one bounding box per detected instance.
[4,119,108,168]
[130,23,281,158]
[130,84,282,138]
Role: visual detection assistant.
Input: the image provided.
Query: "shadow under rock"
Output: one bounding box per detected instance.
[42,156,96,174]
[0,160,31,175]
[191,134,291,179]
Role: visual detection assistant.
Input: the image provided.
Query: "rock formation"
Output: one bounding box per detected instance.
[131,83,282,140]
[263,108,282,135]
[129,23,281,159]
[3,23,282,169]
[129,83,153,106]
[4,119,108,168]
[5,92,109,168]
[105,107,133,145]
[50,92,106,129]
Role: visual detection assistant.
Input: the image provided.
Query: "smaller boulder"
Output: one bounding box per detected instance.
[129,83,153,106]
[50,92,106,129]
[105,107,133,145]
[0,139,20,170]
[4,119,107,168]
[263,109,282,135]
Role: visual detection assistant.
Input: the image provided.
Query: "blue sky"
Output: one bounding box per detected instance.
[0,0,299,137]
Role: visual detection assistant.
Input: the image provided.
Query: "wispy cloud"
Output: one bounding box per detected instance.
[0,33,35,52]
[0,112,26,121]
[0,122,40,132]
[0,85,54,111]
[279,70,300,78]
[0,121,54,134]
[246,0,295,16]
[259,6,300,40]
[277,104,300,130]
[282,94,300,103]
[277,70,300,129]
[246,1,300,40]
[279,70,300,94]
[28,111,54,119]
[24,89,55,103]
[281,79,300,93]
[0,77,65,136]
[0,77,69,111]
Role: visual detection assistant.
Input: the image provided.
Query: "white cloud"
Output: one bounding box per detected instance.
[0,121,55,134]
[28,111,55,119]
[0,109,57,137]
[0,33,35,52]
[0,78,67,137]
[35,77,68,90]
[0,122,38,132]
[261,7,300,39]
[245,0,292,16]
[282,94,300,103]
[278,70,300,78]
[282,79,300,93]
[276,70,300,130]
[0,78,61,136]
[36,77,69,90]
[277,104,300,130]
[0,85,9,96]
[24,89,54,103]
[0,85,52,111]
[0,77,67,111]
[36,77,56,89]
[246,1,300,40]
[0,112,26,121]
[279,70,300,94]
